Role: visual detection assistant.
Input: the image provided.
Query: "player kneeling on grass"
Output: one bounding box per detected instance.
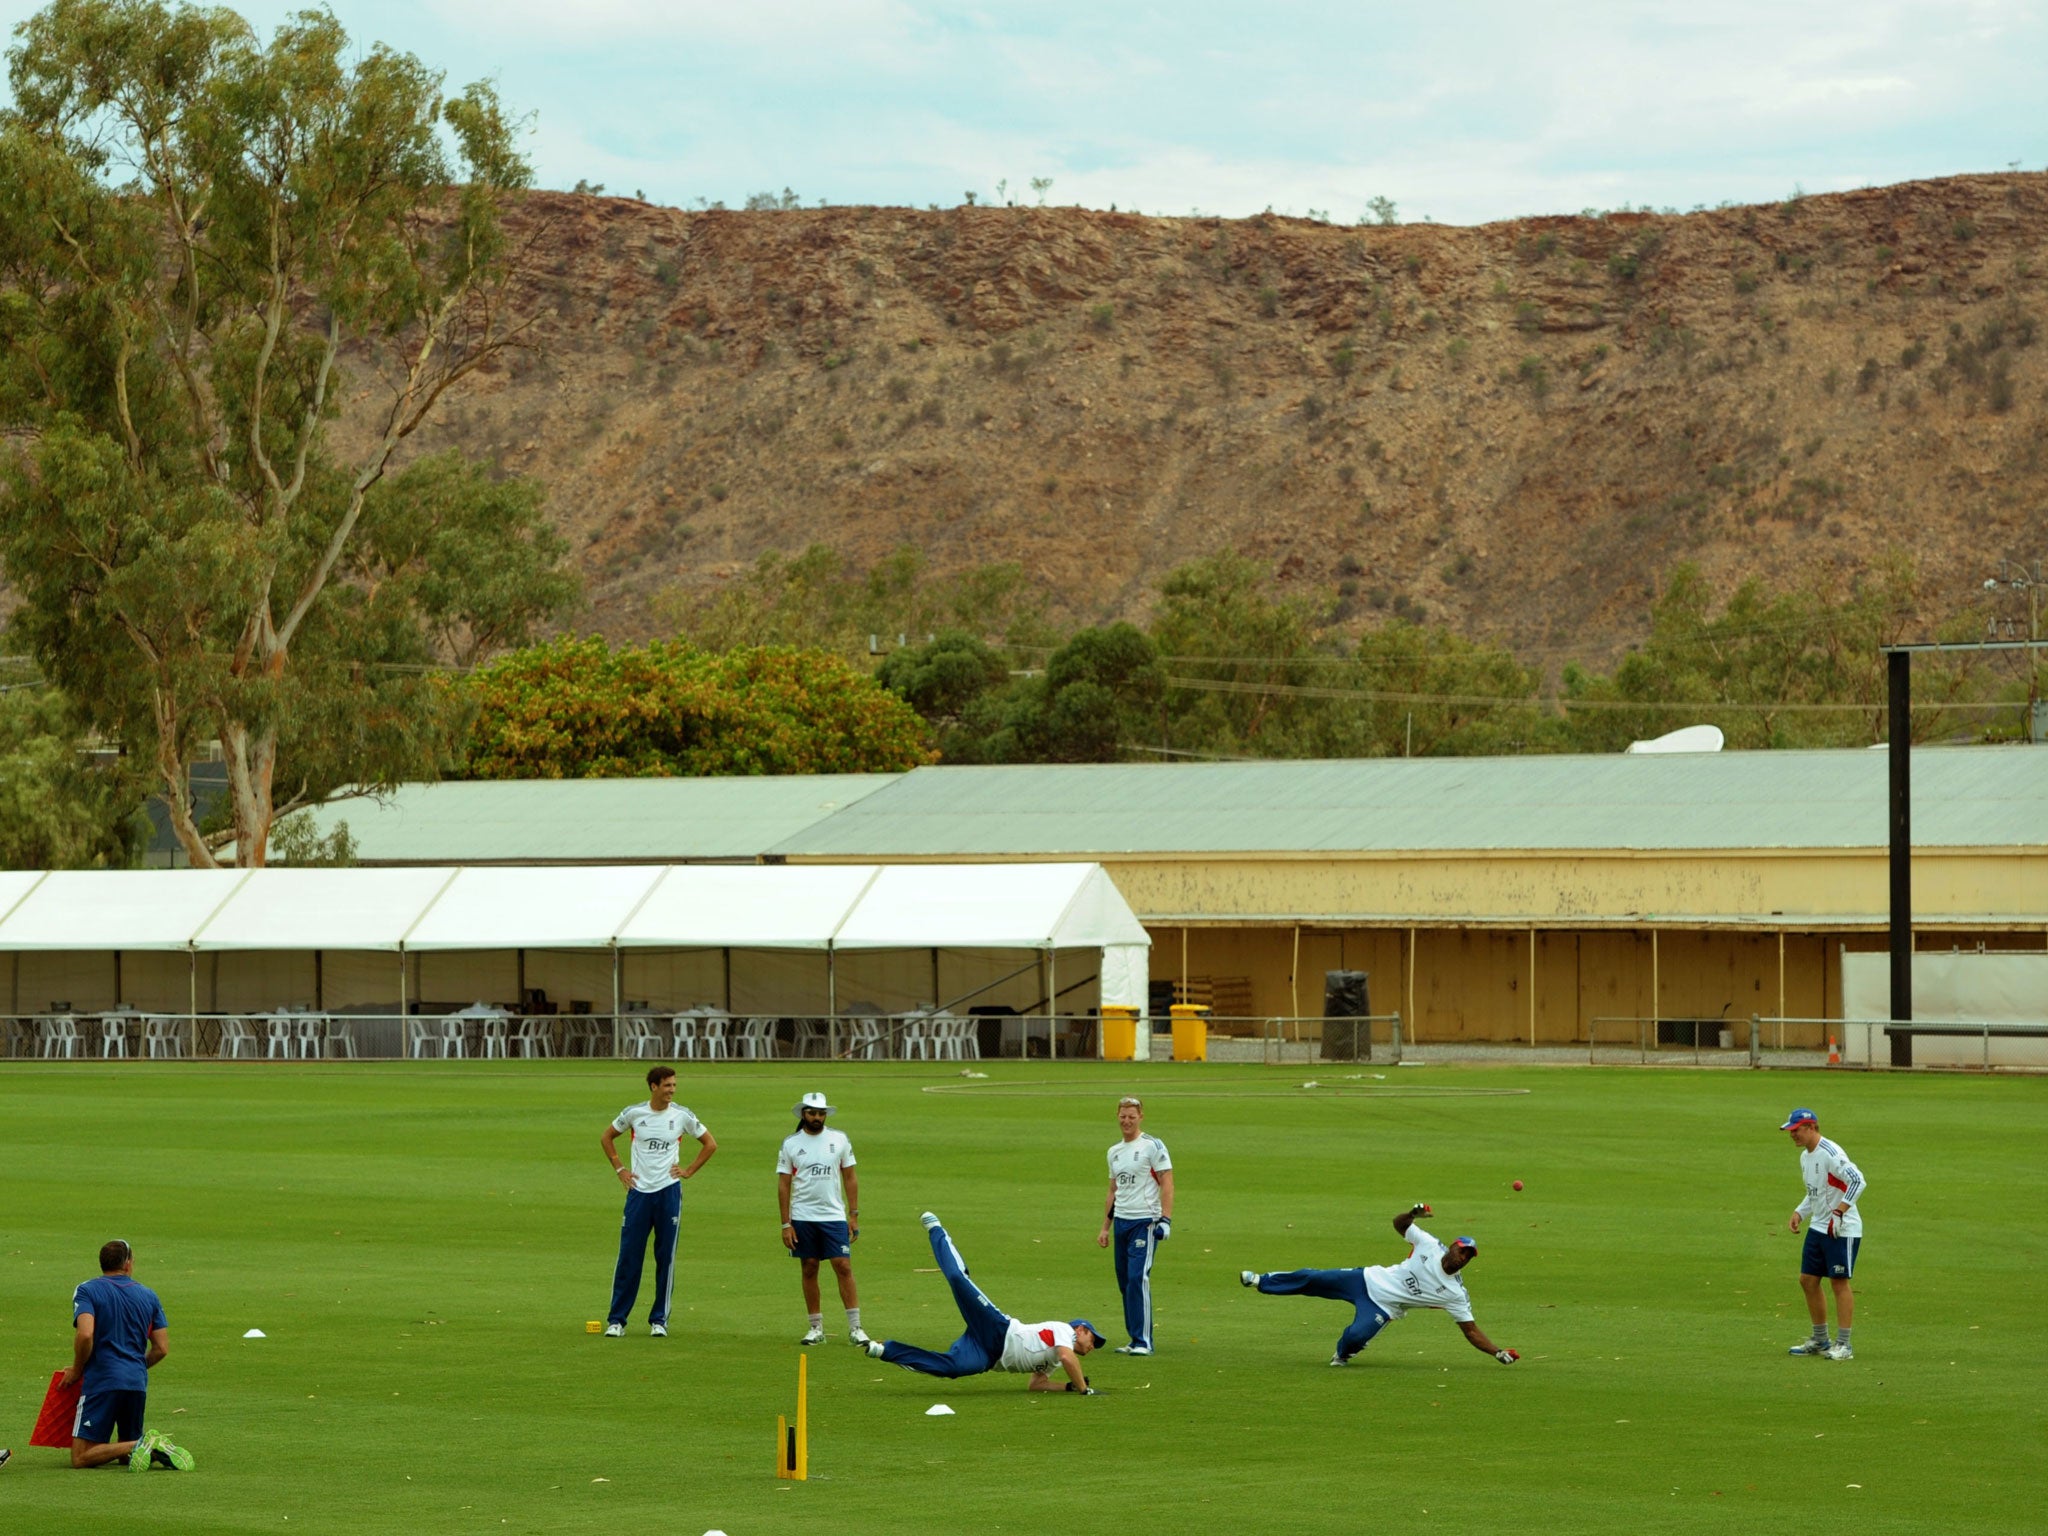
[67,1240,194,1471]
[866,1214,1106,1393]
[1240,1205,1518,1368]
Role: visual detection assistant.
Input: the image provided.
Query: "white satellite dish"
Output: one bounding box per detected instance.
[1625,724,1725,754]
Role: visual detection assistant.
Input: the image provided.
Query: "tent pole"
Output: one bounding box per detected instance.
[724,948,733,1013]
[930,947,939,1010]
[827,948,838,1058]
[315,950,325,1012]
[612,946,623,1058]
[114,950,123,1008]
[188,949,198,1057]
[1048,947,1058,1060]
[399,947,409,1046]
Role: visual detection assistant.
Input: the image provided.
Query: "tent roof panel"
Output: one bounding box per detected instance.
[402,865,667,950]
[834,863,1152,950]
[0,869,249,951]
[194,867,461,951]
[615,865,880,948]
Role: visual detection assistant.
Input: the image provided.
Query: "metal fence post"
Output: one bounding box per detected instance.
[1749,1013,1761,1069]
[1389,1012,1402,1066]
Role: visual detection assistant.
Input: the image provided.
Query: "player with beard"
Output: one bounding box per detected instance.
[778,1091,869,1346]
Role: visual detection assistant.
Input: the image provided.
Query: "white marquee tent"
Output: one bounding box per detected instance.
[0,863,1150,1057]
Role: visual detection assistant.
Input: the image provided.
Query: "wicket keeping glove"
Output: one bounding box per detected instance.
[1153,1218,1171,1242]
[1409,1203,1433,1219]
[1494,1349,1519,1364]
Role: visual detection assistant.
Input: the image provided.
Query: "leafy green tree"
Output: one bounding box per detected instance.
[1557,559,1980,749]
[1147,554,1337,756]
[462,637,937,779]
[0,1,558,866]
[875,631,1015,763]
[0,683,148,868]
[1339,623,1559,757]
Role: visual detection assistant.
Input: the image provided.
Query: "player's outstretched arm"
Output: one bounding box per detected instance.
[1458,1319,1517,1361]
[1393,1202,1431,1235]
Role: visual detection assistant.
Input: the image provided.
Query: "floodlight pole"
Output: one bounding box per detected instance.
[1887,650,1912,1066]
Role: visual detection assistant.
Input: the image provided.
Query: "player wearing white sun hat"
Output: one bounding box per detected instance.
[777,1091,868,1347]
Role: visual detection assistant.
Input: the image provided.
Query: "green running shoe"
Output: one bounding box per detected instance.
[128,1431,159,1472]
[151,1436,195,1471]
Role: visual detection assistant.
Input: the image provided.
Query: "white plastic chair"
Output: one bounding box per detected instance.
[479,1014,510,1059]
[217,1017,257,1059]
[294,1016,324,1059]
[511,1018,553,1058]
[437,1016,469,1059]
[899,1008,936,1061]
[622,1016,665,1058]
[407,1018,439,1059]
[848,1016,885,1060]
[324,1018,357,1059]
[98,1013,131,1058]
[143,1016,185,1059]
[37,1015,78,1058]
[263,1014,295,1058]
[736,1016,778,1059]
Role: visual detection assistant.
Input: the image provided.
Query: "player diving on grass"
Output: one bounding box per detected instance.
[866,1214,1106,1393]
[1240,1204,1519,1367]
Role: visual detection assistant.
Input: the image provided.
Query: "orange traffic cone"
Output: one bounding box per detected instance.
[1827,1035,1840,1066]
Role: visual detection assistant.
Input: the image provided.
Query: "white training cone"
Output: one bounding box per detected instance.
[242,1328,266,1338]
[925,1404,955,1416]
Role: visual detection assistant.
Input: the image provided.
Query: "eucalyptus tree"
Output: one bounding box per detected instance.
[0,1,568,866]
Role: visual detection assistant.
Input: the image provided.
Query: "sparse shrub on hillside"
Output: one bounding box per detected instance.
[886,375,913,403]
[1517,355,1549,398]
[1900,339,1926,368]
[1856,359,1880,393]
[1089,303,1115,332]
[744,187,803,211]
[1988,355,2017,413]
[1330,343,1356,379]
[1515,300,1541,332]
[1446,336,1471,369]
[1258,286,1280,318]
[1822,367,1841,395]
[1734,270,1760,294]
[919,397,946,426]
[1366,196,1398,226]
[1953,217,1978,242]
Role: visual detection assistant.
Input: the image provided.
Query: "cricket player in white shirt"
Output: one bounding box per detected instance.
[1781,1107,1866,1360]
[1240,1204,1519,1367]
[1097,1095,1174,1356]
[866,1214,1106,1393]
[777,1091,870,1347]
[598,1066,717,1338]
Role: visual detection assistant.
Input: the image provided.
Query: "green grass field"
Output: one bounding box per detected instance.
[2,1060,2042,1535]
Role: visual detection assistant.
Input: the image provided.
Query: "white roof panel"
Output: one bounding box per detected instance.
[616,865,881,949]
[194,867,462,951]
[401,865,667,950]
[834,863,1151,950]
[0,869,250,951]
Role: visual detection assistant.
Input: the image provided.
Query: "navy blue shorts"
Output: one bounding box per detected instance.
[789,1219,852,1260]
[75,1386,146,1445]
[1800,1228,1860,1279]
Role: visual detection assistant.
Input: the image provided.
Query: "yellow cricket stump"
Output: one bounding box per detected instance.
[775,1353,809,1480]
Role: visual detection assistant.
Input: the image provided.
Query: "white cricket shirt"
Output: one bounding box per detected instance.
[1795,1136,1866,1238]
[1107,1133,1173,1220]
[998,1319,1076,1374]
[1360,1225,1475,1323]
[777,1127,857,1221]
[612,1101,706,1193]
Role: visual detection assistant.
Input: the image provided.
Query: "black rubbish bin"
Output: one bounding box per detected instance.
[1322,970,1371,1061]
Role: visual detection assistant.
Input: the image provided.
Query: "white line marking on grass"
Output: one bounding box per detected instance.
[921,1081,1530,1099]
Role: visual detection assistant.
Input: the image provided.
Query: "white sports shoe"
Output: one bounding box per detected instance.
[1328,1353,1349,1367]
[1824,1342,1853,1360]
[920,1211,941,1231]
[848,1327,872,1347]
[799,1325,825,1345]
[649,1323,667,1338]
[603,1323,623,1338]
[865,1340,886,1358]
[1115,1344,1152,1356]
[1787,1338,1828,1355]
[1240,1271,1260,1288]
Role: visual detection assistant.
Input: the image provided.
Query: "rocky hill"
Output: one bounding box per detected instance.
[353,172,2048,661]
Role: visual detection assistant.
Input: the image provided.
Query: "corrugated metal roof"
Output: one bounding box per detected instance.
[297,775,903,863]
[764,749,2048,857]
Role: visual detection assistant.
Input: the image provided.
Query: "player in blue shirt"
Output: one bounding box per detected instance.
[65,1240,193,1471]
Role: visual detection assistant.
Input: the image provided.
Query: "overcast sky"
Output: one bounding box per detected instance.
[2,0,2042,224]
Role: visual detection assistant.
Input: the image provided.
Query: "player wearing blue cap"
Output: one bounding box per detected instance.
[1239,1205,1519,1367]
[1780,1108,1865,1360]
[866,1214,1105,1392]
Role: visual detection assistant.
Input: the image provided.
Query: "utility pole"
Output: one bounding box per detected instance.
[1982,557,2044,741]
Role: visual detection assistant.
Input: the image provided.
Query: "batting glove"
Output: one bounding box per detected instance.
[1494,1348,1519,1364]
